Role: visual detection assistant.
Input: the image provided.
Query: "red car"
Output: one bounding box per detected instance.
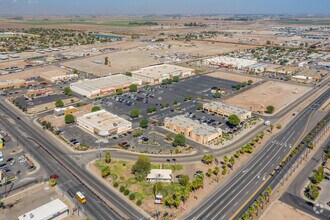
[50,174,59,179]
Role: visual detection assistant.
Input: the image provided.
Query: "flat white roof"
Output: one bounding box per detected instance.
[204,102,251,116]
[132,64,194,79]
[165,115,221,137]
[18,199,68,220]
[147,169,172,179]
[70,74,142,93]
[78,109,131,132]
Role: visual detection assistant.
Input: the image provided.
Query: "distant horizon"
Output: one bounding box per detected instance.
[0,0,329,16]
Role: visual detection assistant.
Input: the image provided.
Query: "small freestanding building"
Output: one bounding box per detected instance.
[17,199,69,220]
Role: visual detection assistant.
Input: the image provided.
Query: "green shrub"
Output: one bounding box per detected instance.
[136,200,142,206]
[119,186,125,192]
[124,189,130,196]
[113,182,119,188]
[129,193,135,200]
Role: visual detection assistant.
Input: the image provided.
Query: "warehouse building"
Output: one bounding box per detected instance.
[77,109,132,136]
[18,199,69,220]
[203,102,251,121]
[70,74,142,98]
[0,79,25,90]
[203,56,257,69]
[164,115,222,145]
[131,64,195,84]
[41,69,78,83]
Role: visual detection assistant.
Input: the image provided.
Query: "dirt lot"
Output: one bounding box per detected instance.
[0,65,63,81]
[0,59,28,71]
[207,71,263,83]
[62,41,255,76]
[260,200,317,220]
[224,81,311,113]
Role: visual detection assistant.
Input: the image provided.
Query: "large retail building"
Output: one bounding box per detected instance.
[70,74,142,98]
[77,109,132,136]
[131,64,195,84]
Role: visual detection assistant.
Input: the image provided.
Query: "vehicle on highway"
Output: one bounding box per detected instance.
[76,191,86,204]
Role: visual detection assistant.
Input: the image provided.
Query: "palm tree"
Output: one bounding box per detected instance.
[105,152,111,163]
[260,194,265,208]
[242,211,250,220]
[254,200,260,216]
[249,205,256,218]
[229,156,235,170]
[265,186,272,202]
[180,188,190,203]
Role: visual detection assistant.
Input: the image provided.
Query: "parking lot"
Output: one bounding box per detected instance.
[102,73,240,124]
[53,73,251,151]
[0,129,36,195]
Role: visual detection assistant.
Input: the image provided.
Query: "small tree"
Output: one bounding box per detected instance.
[173,76,180,82]
[91,106,101,112]
[178,175,190,187]
[276,124,282,129]
[102,166,110,178]
[65,114,75,124]
[228,114,241,126]
[105,152,111,163]
[229,156,235,169]
[131,155,151,181]
[116,88,123,95]
[73,69,79,74]
[213,92,221,98]
[213,166,220,175]
[173,100,178,105]
[130,109,139,118]
[266,105,275,114]
[133,129,143,137]
[129,84,138,92]
[270,124,274,132]
[64,87,73,96]
[247,80,253,85]
[172,133,186,147]
[236,84,242,90]
[223,155,228,163]
[125,72,132,77]
[140,118,149,128]
[206,168,212,177]
[105,56,109,65]
[55,99,64,107]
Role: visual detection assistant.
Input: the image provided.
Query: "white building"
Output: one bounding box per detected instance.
[18,199,69,220]
[147,169,172,182]
[77,110,132,136]
[203,56,257,69]
[70,74,142,98]
[131,64,195,84]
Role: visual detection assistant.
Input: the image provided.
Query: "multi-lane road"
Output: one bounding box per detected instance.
[184,89,330,220]
[0,75,328,220]
[0,104,147,220]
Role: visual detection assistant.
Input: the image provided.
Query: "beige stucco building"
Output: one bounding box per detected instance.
[203,102,251,121]
[77,110,132,136]
[164,115,222,145]
[131,64,195,84]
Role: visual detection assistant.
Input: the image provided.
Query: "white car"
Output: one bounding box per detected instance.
[10,160,15,166]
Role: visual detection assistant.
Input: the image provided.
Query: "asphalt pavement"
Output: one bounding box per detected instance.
[183,89,330,220]
[0,103,147,220]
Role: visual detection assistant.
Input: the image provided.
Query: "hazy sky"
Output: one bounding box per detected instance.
[0,0,329,15]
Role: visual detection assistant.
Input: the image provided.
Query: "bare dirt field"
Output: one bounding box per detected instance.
[62,41,254,76]
[0,65,63,81]
[224,81,311,113]
[0,59,28,70]
[260,200,317,220]
[207,71,263,83]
